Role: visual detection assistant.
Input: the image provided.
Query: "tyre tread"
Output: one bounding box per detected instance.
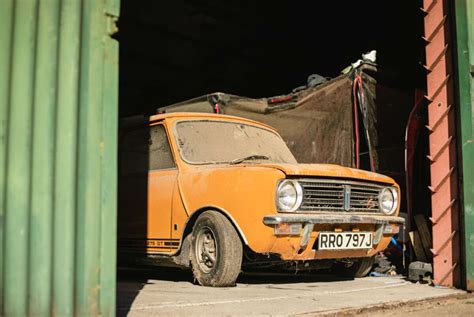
[191,211,242,287]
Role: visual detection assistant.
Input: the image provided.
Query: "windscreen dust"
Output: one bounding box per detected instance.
[175,120,297,165]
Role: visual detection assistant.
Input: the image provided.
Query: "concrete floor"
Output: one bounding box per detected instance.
[117,268,465,316]
[360,296,474,317]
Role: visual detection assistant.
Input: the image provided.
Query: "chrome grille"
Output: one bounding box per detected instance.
[300,179,383,212]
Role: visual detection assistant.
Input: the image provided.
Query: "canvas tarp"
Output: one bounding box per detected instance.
[157,69,378,170]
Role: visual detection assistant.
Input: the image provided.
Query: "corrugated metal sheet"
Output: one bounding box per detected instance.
[422,0,461,287]
[454,0,474,291]
[0,0,119,315]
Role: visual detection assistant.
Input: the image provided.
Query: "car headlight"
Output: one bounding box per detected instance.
[379,187,398,215]
[276,180,303,212]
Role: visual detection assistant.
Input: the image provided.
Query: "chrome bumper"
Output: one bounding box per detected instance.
[264,214,405,249]
[263,214,405,226]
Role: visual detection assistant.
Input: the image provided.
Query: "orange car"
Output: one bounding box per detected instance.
[118,112,404,286]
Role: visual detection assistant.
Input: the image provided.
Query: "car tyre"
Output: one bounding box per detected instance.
[190,211,243,287]
[335,256,375,278]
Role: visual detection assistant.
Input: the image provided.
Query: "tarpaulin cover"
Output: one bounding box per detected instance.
[157,70,378,170]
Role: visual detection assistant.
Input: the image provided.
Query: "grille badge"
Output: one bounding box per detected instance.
[343,185,351,211]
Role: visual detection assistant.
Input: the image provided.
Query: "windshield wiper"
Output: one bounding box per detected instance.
[230,155,270,165]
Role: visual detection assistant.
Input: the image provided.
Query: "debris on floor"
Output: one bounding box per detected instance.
[408,261,433,283]
[370,254,399,277]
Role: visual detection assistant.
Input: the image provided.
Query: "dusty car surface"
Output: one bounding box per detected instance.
[118,112,404,287]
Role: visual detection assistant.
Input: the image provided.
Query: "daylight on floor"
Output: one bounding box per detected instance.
[0,0,473,316]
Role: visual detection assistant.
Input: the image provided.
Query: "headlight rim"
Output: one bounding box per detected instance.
[276,179,303,212]
[379,186,398,215]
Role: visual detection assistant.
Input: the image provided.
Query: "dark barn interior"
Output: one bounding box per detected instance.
[117,0,425,116]
[116,0,430,273]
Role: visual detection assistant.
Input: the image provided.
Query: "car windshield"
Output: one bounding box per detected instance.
[175,120,297,165]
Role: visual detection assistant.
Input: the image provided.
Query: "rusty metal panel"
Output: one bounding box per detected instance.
[0,0,120,315]
[422,0,461,287]
[453,0,474,291]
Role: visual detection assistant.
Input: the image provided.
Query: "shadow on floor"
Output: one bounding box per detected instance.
[117,266,193,316]
[116,266,354,315]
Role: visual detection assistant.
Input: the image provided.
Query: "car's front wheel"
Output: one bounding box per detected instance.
[190,211,243,287]
[334,256,375,278]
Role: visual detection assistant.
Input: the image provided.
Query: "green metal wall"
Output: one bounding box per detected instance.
[454,0,474,291]
[0,0,119,315]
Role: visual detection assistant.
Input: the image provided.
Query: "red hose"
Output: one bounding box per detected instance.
[352,74,375,171]
[352,75,361,169]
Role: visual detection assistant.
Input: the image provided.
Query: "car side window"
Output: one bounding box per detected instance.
[120,127,149,174]
[149,125,176,170]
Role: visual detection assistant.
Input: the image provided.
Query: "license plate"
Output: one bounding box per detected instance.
[318,232,372,250]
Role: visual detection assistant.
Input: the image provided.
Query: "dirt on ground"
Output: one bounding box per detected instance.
[315,294,474,317]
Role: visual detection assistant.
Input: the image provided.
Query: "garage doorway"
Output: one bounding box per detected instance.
[115,0,432,312]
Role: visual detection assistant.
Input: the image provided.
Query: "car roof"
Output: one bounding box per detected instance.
[149,112,276,131]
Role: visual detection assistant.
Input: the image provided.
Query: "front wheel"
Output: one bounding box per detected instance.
[334,256,375,278]
[190,211,243,287]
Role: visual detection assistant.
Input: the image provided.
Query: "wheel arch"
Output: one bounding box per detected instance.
[182,206,249,247]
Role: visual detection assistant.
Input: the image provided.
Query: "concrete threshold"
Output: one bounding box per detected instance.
[117,270,466,316]
[298,293,472,316]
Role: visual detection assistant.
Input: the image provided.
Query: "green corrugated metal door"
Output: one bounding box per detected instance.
[454,0,474,291]
[0,0,119,315]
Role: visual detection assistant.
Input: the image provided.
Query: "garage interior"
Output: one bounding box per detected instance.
[118,0,425,115]
[116,0,431,279]
[1,1,471,316]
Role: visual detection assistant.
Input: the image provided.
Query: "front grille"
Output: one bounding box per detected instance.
[299,179,383,212]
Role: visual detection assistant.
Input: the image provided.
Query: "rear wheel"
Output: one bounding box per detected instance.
[334,256,375,278]
[190,211,243,287]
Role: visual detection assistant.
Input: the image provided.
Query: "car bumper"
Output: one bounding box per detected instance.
[261,213,405,260]
[263,214,405,226]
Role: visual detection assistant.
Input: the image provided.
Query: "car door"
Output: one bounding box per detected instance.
[147,123,179,253]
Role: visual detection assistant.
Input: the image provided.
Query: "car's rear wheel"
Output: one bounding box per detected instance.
[190,211,243,287]
[334,256,375,278]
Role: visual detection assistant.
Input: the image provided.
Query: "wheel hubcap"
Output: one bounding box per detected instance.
[195,227,217,273]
